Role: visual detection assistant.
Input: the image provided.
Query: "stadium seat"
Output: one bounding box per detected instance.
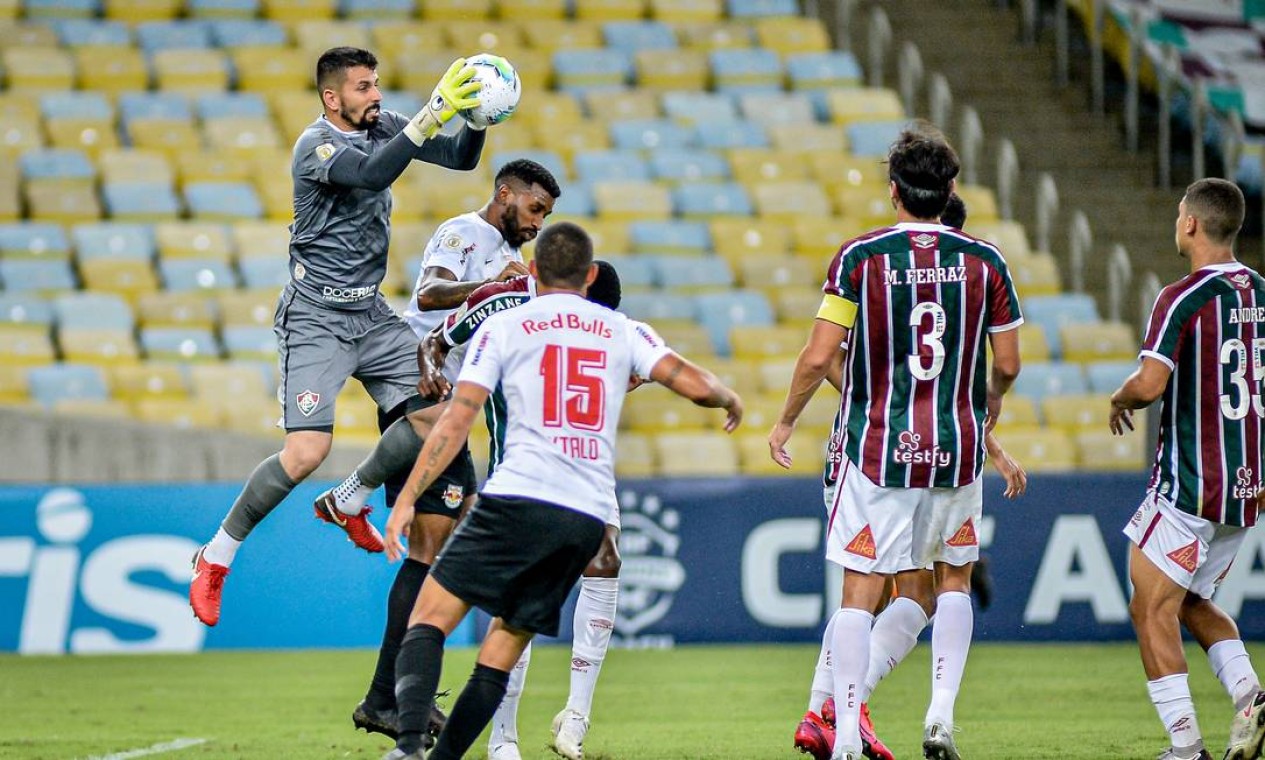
[132,397,222,428]
[1059,322,1138,364]
[964,220,1032,259]
[54,19,132,47]
[0,325,57,366]
[846,120,909,158]
[204,118,283,153]
[0,259,76,294]
[24,184,102,225]
[812,153,888,190]
[596,255,655,290]
[137,291,216,329]
[752,181,832,222]
[603,21,677,53]
[623,384,713,432]
[106,0,182,21]
[955,185,1001,223]
[993,393,1040,432]
[369,22,442,63]
[292,19,372,53]
[709,218,792,260]
[520,18,603,53]
[998,428,1078,472]
[0,222,71,258]
[709,48,782,94]
[106,362,187,402]
[490,150,568,183]
[1040,392,1117,433]
[791,216,869,257]
[155,222,233,261]
[728,148,810,184]
[768,124,849,156]
[536,121,611,166]
[653,322,716,357]
[702,357,763,397]
[231,222,290,261]
[1012,362,1088,404]
[614,431,656,477]
[1074,429,1146,471]
[140,326,220,361]
[27,364,110,408]
[1022,293,1101,358]
[0,363,30,404]
[188,362,272,407]
[648,0,720,21]
[629,219,711,255]
[190,0,262,19]
[418,0,491,19]
[738,432,822,475]
[59,328,141,365]
[738,92,817,128]
[185,182,264,221]
[676,21,753,51]
[593,181,673,220]
[1011,254,1063,298]
[610,119,697,151]
[0,165,19,221]
[620,292,698,323]
[736,255,821,291]
[262,0,338,20]
[635,49,710,90]
[73,224,155,265]
[585,89,663,127]
[673,182,753,218]
[652,255,734,292]
[729,324,805,360]
[834,185,893,226]
[649,149,730,184]
[827,88,905,127]
[99,150,175,187]
[206,19,287,48]
[694,289,774,354]
[175,151,253,188]
[734,390,796,432]
[152,48,231,92]
[230,48,310,93]
[0,294,54,330]
[53,292,134,331]
[1085,359,1137,394]
[216,289,280,327]
[20,149,96,188]
[728,0,799,17]
[655,432,739,476]
[695,121,769,150]
[77,258,160,304]
[118,92,192,126]
[102,183,182,222]
[770,285,824,328]
[2,47,75,91]
[574,150,652,183]
[573,219,631,256]
[661,91,738,125]
[135,21,211,53]
[238,257,291,289]
[786,51,863,91]
[552,49,633,92]
[159,259,238,292]
[222,325,277,360]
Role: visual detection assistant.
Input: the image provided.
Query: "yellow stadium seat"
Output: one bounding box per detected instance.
[701,357,763,398]
[512,91,583,131]
[538,121,609,165]
[389,182,429,223]
[0,363,29,404]
[175,151,253,188]
[75,48,148,93]
[127,120,204,158]
[834,185,892,225]
[59,328,141,366]
[99,149,175,186]
[813,153,888,190]
[0,120,44,157]
[137,292,216,329]
[567,218,629,255]
[622,383,712,432]
[752,181,832,222]
[1074,429,1146,471]
[499,49,551,92]
[152,49,230,92]
[53,399,133,420]
[104,0,180,21]
[584,89,662,123]
[963,220,1031,259]
[418,175,490,220]
[107,362,188,402]
[826,88,905,127]
[78,259,161,303]
[737,255,821,292]
[1011,254,1062,299]
[733,392,787,433]
[204,117,283,153]
[791,216,870,258]
[499,0,567,20]
[24,183,102,225]
[730,325,806,361]
[132,397,223,429]
[593,181,672,221]
[755,16,830,54]
[654,323,716,358]
[801,387,841,431]
[0,326,56,366]
[676,21,752,50]
[217,289,281,328]
[614,431,656,477]
[155,222,233,262]
[768,124,849,156]
[649,0,721,23]
[996,428,1077,472]
[710,218,792,261]
[269,90,319,142]
[655,432,739,476]
[393,49,465,93]
[1041,392,1117,433]
[262,0,337,21]
[442,21,525,52]
[954,185,1000,223]
[45,119,119,156]
[520,20,603,53]
[3,47,74,91]
[771,285,823,328]
[1060,322,1138,364]
[738,432,822,476]
[993,394,1040,431]
[635,50,709,91]
[0,22,58,46]
[420,0,492,19]
[231,48,311,93]
[388,220,439,262]
[219,402,284,438]
[370,23,446,63]
[232,222,290,261]
[728,148,810,184]
[575,0,646,20]
[293,20,372,54]
[1017,323,1052,364]
[189,363,273,407]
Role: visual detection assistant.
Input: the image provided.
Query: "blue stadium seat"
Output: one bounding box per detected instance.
[189,0,262,16]
[620,292,696,322]
[629,220,711,255]
[662,91,739,124]
[695,121,768,150]
[1085,360,1139,394]
[54,19,132,47]
[196,92,269,121]
[651,255,735,290]
[673,182,753,217]
[27,364,109,408]
[1023,293,1101,358]
[0,260,76,292]
[610,119,698,151]
[0,294,55,329]
[0,223,72,258]
[341,0,414,18]
[206,19,287,48]
[727,0,799,16]
[73,222,157,260]
[222,325,278,359]
[185,182,264,220]
[41,91,114,121]
[140,327,221,360]
[574,150,651,183]
[490,150,568,183]
[649,149,729,183]
[118,92,193,125]
[602,21,678,53]
[102,183,182,220]
[694,289,775,355]
[53,292,135,331]
[786,51,863,91]
[598,255,656,290]
[238,257,291,289]
[847,120,909,158]
[159,259,238,291]
[738,92,817,127]
[550,183,595,217]
[19,150,95,182]
[136,21,212,53]
[709,49,783,94]
[552,50,633,92]
[1012,362,1089,404]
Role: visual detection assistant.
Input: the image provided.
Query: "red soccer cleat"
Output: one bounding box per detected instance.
[189,547,229,627]
[822,697,836,727]
[315,494,384,553]
[794,709,834,760]
[859,702,894,760]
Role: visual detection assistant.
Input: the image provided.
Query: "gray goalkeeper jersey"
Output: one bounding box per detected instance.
[288,111,481,310]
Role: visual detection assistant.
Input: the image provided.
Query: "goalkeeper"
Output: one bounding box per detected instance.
[189,47,488,631]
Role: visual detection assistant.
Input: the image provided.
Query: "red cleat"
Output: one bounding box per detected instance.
[859,702,894,760]
[315,493,384,553]
[794,710,834,760]
[822,697,836,727]
[189,547,229,627]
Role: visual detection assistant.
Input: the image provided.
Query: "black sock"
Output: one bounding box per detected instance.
[428,663,511,760]
[395,624,445,755]
[366,558,430,710]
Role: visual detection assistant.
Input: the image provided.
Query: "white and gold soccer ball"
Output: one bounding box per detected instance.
[461,53,521,129]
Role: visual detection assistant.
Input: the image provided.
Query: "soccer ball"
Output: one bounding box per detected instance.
[462,53,520,129]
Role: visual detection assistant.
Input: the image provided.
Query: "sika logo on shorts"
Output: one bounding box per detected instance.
[295,389,320,417]
[442,484,462,509]
[845,524,877,559]
[946,517,978,547]
[1167,540,1200,573]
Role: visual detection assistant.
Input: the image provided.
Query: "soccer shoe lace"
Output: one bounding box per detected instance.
[489,741,523,760]
[1225,690,1265,760]
[551,708,589,760]
[314,495,384,553]
[794,710,834,760]
[859,703,894,760]
[922,722,962,760]
[189,547,229,627]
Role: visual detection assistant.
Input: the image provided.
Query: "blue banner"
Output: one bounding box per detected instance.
[3,474,1265,653]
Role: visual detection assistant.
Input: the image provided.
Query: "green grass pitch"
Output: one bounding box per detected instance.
[1,642,1258,759]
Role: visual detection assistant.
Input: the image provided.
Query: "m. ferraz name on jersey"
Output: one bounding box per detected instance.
[1228,307,1265,324]
[521,312,613,339]
[883,265,967,287]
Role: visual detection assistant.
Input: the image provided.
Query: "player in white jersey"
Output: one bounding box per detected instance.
[377,222,743,760]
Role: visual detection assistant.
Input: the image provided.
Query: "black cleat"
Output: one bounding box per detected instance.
[428,700,448,744]
[354,700,399,740]
[380,749,424,760]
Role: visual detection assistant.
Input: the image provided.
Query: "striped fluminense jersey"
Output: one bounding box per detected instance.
[1141,262,1265,527]
[825,222,1023,489]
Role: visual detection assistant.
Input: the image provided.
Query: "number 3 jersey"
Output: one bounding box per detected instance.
[457,291,672,523]
[1141,262,1265,527]
[821,222,1023,489]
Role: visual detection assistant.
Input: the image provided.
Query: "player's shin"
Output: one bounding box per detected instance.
[217,453,298,554]
[366,560,431,710]
[810,608,843,714]
[429,664,511,760]
[1149,673,1205,756]
[489,643,531,748]
[394,624,446,754]
[831,609,874,754]
[925,591,973,730]
[566,576,619,717]
[333,419,424,515]
[863,596,929,701]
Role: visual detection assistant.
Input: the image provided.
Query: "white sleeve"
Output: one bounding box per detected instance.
[627,319,673,378]
[455,316,503,393]
[422,219,475,279]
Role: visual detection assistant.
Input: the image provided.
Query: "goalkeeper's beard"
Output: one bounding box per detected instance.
[342,104,381,131]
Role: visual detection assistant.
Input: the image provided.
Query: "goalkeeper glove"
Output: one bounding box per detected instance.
[403,58,482,146]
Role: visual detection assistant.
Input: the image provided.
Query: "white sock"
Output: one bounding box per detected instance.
[862,596,929,702]
[566,576,619,717]
[1149,673,1203,753]
[203,527,241,567]
[925,591,973,729]
[810,608,844,714]
[489,642,531,746]
[1209,639,1261,710]
[830,608,874,755]
[332,470,375,516]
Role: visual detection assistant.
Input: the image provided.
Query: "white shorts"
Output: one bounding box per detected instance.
[1123,491,1246,599]
[826,461,982,574]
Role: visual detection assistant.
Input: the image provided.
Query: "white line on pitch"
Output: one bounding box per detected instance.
[84,737,208,760]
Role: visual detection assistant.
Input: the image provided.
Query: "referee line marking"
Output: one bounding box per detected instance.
[84,737,208,760]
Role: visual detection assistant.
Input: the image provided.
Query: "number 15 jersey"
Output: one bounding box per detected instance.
[457,291,671,523]
[1142,262,1265,527]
